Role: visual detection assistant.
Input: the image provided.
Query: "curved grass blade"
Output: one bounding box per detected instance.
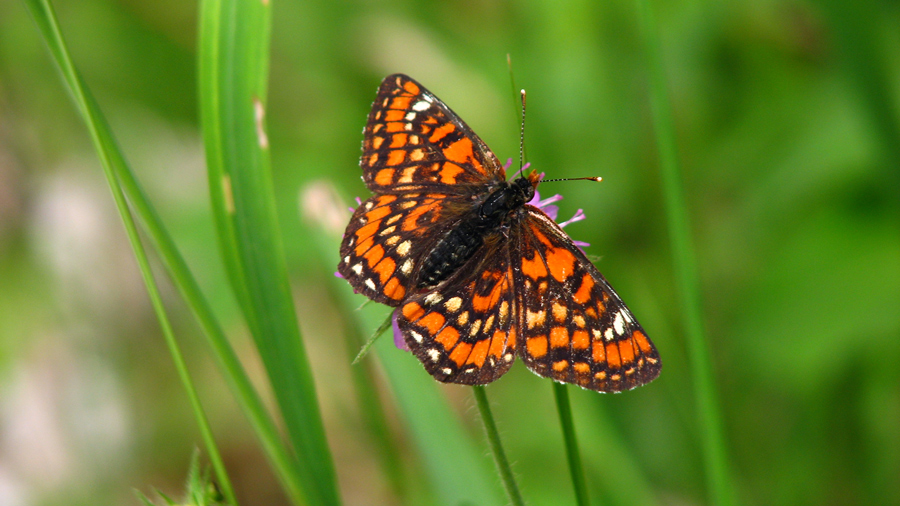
[22,0,237,503]
[24,0,307,504]
[198,0,339,504]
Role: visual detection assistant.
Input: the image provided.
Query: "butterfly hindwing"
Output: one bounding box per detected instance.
[396,236,518,385]
[339,192,461,305]
[513,208,661,392]
[361,74,505,194]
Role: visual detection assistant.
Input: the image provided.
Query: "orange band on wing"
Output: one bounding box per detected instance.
[449,342,473,367]
[436,326,460,350]
[466,339,490,367]
[527,335,548,358]
[573,274,594,304]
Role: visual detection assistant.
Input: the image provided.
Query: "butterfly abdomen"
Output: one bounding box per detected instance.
[419,212,492,287]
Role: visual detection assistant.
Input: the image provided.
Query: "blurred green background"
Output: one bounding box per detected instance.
[1,0,898,505]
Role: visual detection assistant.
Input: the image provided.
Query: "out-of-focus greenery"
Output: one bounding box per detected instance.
[1,0,897,505]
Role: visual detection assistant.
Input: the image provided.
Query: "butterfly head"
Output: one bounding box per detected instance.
[477,175,537,223]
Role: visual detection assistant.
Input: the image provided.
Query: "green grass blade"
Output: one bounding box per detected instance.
[636,1,738,505]
[472,386,525,506]
[198,1,339,505]
[553,383,589,506]
[24,0,307,503]
[21,1,236,503]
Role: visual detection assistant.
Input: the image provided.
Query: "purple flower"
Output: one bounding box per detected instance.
[529,189,590,248]
[392,310,410,351]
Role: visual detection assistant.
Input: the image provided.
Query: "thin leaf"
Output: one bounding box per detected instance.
[635,1,738,505]
[24,1,301,503]
[198,0,339,504]
[21,1,237,504]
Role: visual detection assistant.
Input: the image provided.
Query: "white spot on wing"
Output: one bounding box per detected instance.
[413,100,430,111]
[427,349,440,362]
[444,297,463,312]
[424,292,443,305]
[400,259,414,275]
[613,311,625,336]
[365,278,376,291]
[352,263,363,275]
[411,331,424,343]
[604,328,614,342]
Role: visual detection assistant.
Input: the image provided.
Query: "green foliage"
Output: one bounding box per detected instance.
[137,451,228,506]
[2,0,898,505]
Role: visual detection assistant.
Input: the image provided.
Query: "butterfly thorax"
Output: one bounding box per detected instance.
[418,178,535,288]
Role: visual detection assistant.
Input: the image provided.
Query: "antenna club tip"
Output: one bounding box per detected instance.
[592,176,603,182]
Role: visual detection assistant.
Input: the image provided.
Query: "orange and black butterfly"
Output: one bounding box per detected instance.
[338,74,660,392]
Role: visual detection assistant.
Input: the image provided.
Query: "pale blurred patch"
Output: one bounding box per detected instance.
[0,337,130,503]
[300,179,350,237]
[28,166,147,326]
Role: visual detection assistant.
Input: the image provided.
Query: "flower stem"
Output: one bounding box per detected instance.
[472,386,525,506]
[553,383,590,506]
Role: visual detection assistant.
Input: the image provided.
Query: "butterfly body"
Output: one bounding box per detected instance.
[339,74,661,392]
[420,177,535,287]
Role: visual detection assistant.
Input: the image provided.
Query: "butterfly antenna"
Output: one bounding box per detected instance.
[518,88,527,179]
[541,176,604,183]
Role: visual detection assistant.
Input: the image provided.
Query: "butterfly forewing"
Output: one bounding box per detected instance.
[513,208,661,392]
[362,74,505,193]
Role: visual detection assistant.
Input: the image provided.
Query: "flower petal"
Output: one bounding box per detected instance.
[392,310,410,352]
[559,208,586,228]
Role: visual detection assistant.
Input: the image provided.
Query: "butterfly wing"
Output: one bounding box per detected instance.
[513,207,661,392]
[339,192,468,306]
[341,74,508,305]
[361,74,505,194]
[395,234,518,384]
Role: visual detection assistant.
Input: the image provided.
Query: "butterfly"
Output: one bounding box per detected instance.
[338,74,660,392]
